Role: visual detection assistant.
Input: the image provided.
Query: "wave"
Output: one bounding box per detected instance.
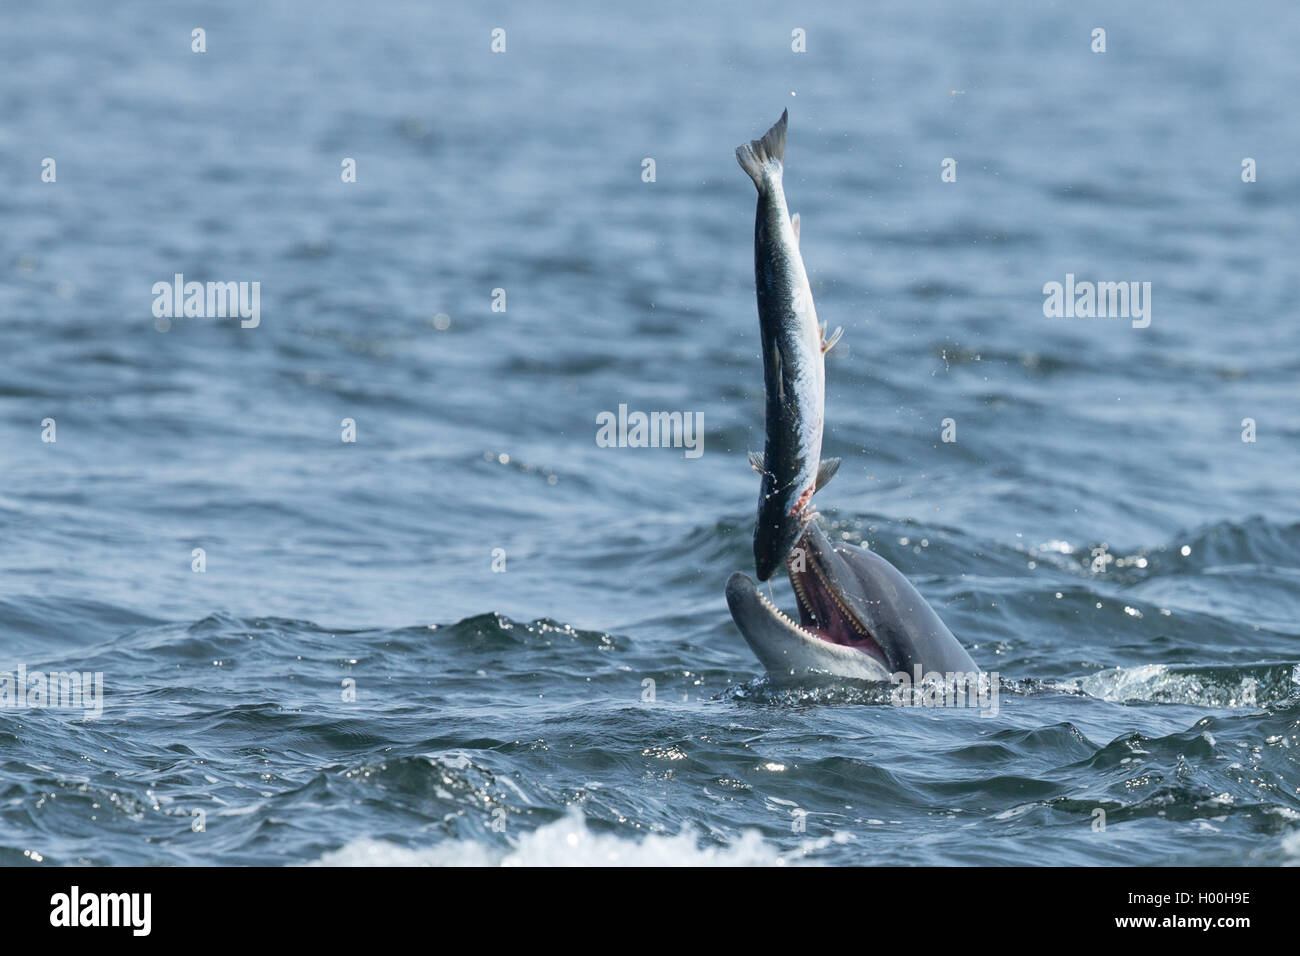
[1063,662,1299,708]
[313,807,786,867]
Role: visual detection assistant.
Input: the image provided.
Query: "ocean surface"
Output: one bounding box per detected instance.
[2,0,1298,866]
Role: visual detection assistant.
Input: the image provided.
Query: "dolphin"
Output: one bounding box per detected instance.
[726,520,979,685]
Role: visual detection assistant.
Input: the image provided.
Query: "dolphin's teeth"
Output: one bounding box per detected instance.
[808,552,874,641]
[757,578,824,640]
[789,563,816,625]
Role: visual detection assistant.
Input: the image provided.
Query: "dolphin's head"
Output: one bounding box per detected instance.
[727,520,977,684]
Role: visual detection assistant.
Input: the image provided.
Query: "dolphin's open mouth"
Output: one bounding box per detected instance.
[770,533,890,668]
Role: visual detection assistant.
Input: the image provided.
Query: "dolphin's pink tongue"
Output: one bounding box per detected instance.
[790,560,889,660]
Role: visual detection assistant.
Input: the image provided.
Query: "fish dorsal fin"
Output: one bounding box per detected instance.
[748,450,766,474]
[815,457,841,491]
[791,212,800,247]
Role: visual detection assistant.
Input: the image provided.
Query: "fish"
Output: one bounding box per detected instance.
[735,109,841,580]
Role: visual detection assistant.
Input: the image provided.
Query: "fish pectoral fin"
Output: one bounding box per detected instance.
[747,451,836,489]
[815,457,841,491]
[821,326,843,354]
[791,211,800,247]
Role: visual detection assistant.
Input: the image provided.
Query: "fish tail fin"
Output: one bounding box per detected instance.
[735,109,788,190]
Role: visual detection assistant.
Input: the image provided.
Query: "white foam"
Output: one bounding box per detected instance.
[1066,664,1285,708]
[1281,827,1300,865]
[314,809,787,867]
